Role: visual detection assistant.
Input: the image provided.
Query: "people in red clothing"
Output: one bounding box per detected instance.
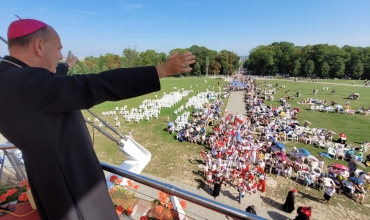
[257,174,267,192]
[248,170,256,184]
[338,132,347,145]
[256,164,264,174]
[294,206,312,220]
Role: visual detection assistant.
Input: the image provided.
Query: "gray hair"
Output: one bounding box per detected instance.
[8,26,50,48]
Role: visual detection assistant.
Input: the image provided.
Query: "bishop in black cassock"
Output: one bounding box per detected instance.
[0,56,161,219]
[0,17,195,219]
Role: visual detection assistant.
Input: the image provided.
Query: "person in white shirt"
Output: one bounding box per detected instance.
[237,184,245,204]
[323,184,336,205]
[284,165,293,179]
[203,165,209,177]
[336,145,345,160]
[206,172,213,188]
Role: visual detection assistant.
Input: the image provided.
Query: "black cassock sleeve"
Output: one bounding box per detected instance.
[55,63,69,76]
[19,66,160,115]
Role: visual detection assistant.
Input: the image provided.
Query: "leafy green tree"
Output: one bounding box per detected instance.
[137,50,160,66]
[320,62,330,78]
[169,48,189,55]
[189,45,217,76]
[353,61,364,79]
[292,59,301,76]
[73,62,90,74]
[193,61,201,76]
[121,46,140,68]
[209,60,221,75]
[248,45,274,75]
[304,60,315,77]
[361,47,370,79]
[157,52,168,64]
[91,63,101,73]
[271,42,296,75]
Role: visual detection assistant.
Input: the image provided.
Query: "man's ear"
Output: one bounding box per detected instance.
[34,38,44,56]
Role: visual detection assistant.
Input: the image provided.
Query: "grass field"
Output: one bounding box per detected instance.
[86,76,370,176]
[83,76,370,216]
[83,77,229,185]
[254,78,370,216]
[259,78,370,171]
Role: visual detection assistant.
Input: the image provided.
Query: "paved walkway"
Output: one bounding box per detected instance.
[117,81,295,220]
[224,91,246,116]
[223,78,247,116]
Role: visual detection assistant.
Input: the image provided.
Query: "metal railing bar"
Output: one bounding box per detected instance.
[101,162,266,220]
[0,145,265,220]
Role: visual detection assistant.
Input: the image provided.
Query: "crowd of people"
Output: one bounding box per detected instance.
[170,75,370,219]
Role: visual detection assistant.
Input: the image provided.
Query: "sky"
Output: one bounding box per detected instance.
[1,0,370,58]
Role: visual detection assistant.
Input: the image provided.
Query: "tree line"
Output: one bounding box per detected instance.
[68,46,240,76]
[243,42,370,79]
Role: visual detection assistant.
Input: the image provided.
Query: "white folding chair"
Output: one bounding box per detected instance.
[296,170,308,182]
[327,147,336,159]
[300,164,310,172]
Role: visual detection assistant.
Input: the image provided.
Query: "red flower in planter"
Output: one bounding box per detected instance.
[0,194,8,202]
[126,207,133,216]
[158,191,168,204]
[180,200,187,209]
[167,202,173,210]
[19,179,29,187]
[115,178,123,185]
[165,212,172,219]
[109,187,116,194]
[127,180,133,187]
[133,185,140,190]
[116,205,124,215]
[140,216,148,220]
[155,205,164,214]
[6,188,17,197]
[110,175,118,183]
[18,192,28,202]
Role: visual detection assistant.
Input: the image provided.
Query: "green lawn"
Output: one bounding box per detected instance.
[84,77,370,216]
[87,77,370,176]
[83,77,228,183]
[258,79,370,171]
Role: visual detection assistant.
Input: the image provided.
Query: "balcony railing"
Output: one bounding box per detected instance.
[0,144,265,220]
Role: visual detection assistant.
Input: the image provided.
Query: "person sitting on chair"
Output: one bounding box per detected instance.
[316,173,325,191]
[354,182,366,205]
[345,148,355,161]
[364,153,370,166]
[340,178,355,196]
[338,132,347,145]
[335,145,345,160]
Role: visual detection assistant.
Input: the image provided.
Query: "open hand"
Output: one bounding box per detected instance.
[156,51,196,78]
[66,52,78,69]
